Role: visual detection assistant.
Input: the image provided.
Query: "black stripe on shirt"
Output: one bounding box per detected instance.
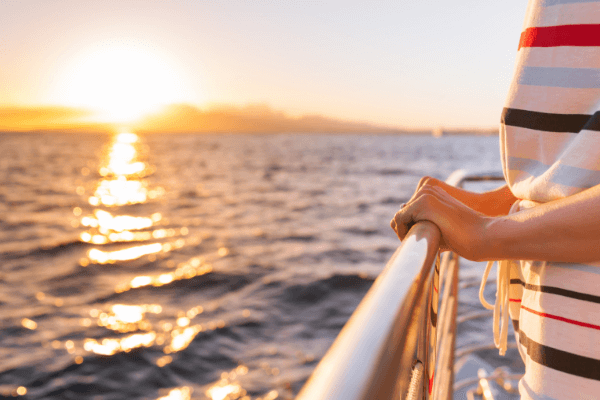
[519,329,600,381]
[501,108,600,133]
[510,279,600,305]
[525,283,600,305]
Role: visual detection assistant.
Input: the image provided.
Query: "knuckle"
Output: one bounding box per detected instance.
[417,191,431,201]
[420,176,438,186]
[417,192,437,207]
[418,176,432,188]
[429,186,444,195]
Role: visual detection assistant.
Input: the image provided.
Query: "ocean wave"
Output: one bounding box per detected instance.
[0,133,506,399]
[280,273,374,305]
[0,238,83,260]
[98,271,258,305]
[380,196,408,205]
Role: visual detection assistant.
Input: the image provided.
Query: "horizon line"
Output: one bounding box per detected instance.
[0,103,498,134]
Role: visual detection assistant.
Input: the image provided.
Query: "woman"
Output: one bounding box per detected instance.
[391,1,600,399]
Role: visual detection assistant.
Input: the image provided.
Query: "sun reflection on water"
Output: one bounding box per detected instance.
[77,132,190,266]
[95,303,163,331]
[206,383,244,400]
[70,252,234,360]
[157,387,193,400]
[67,132,265,398]
[82,209,156,232]
[205,365,253,400]
[83,332,157,355]
[114,258,212,292]
[177,359,281,400]
[88,132,153,207]
[89,178,148,206]
[82,306,199,357]
[81,132,155,248]
[21,318,37,330]
[88,243,163,264]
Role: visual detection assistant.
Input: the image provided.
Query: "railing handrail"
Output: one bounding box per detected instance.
[296,170,504,400]
[296,221,441,400]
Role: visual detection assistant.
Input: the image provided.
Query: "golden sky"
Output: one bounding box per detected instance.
[0,1,527,132]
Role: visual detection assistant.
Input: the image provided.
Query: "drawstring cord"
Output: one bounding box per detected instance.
[478,200,522,356]
[479,260,511,356]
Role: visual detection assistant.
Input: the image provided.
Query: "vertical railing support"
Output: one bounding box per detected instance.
[432,252,460,400]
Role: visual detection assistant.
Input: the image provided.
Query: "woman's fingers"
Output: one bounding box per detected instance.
[406,176,437,204]
[393,189,436,239]
[391,185,454,250]
[390,178,489,259]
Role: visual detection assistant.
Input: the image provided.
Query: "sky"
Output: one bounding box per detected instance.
[0,1,527,130]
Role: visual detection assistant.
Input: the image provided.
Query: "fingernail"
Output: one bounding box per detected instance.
[400,203,406,209]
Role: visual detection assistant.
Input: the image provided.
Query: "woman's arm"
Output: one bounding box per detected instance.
[484,183,600,263]
[410,176,517,217]
[391,179,600,263]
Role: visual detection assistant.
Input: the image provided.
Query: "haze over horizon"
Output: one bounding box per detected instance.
[0,103,411,134]
[1,1,527,132]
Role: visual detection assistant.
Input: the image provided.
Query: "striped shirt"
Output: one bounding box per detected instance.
[498,1,600,398]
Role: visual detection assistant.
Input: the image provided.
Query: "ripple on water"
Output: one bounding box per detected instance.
[0,133,506,399]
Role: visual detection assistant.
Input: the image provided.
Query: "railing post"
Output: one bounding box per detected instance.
[432,252,460,400]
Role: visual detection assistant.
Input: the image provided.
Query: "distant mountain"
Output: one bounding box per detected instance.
[0,106,112,133]
[0,104,496,135]
[133,103,402,134]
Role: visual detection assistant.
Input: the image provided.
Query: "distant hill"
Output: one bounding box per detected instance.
[133,103,403,134]
[0,106,114,133]
[0,104,496,135]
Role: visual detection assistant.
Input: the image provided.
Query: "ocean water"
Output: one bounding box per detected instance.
[0,132,522,399]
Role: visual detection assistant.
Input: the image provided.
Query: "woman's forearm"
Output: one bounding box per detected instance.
[481,183,600,263]
[470,184,517,217]
[422,177,517,216]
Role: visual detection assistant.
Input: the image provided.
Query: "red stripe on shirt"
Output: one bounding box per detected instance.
[521,305,600,331]
[518,25,600,50]
[509,298,521,303]
[429,371,434,395]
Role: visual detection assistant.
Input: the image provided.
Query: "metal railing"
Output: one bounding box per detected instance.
[296,170,505,400]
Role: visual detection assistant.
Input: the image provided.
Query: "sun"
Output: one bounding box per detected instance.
[49,42,198,123]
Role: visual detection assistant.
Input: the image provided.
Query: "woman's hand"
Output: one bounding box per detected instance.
[392,176,600,263]
[390,177,494,260]
[406,176,516,217]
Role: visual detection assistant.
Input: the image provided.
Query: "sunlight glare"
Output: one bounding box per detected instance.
[111,305,144,324]
[116,132,138,144]
[83,332,156,355]
[50,42,198,123]
[114,258,212,293]
[88,243,163,264]
[168,326,201,352]
[206,383,243,400]
[89,133,150,206]
[89,210,153,232]
[205,366,250,400]
[156,387,192,400]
